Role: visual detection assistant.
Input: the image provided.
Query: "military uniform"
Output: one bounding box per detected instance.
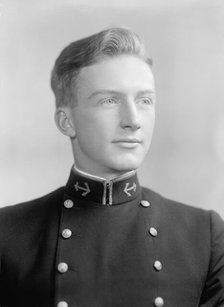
[0,168,224,307]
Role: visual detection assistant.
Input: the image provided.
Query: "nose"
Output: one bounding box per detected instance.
[120,100,141,131]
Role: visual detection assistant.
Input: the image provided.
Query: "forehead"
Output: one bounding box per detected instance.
[75,55,155,99]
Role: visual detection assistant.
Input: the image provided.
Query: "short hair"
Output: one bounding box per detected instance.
[51,27,153,108]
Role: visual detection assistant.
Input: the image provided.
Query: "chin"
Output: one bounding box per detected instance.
[112,149,148,171]
[111,157,143,173]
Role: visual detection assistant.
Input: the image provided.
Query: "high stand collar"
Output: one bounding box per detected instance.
[65,167,141,206]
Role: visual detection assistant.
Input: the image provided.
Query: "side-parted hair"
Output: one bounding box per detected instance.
[51,27,152,108]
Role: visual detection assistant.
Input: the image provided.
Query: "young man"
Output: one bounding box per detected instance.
[0,28,224,307]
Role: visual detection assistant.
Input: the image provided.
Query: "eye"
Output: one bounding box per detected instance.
[100,97,118,105]
[137,97,153,105]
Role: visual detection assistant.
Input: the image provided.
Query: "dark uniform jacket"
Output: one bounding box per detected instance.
[0,169,224,307]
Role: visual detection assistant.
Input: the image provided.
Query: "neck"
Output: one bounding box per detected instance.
[73,163,136,182]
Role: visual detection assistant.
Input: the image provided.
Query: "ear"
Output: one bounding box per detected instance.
[54,108,76,138]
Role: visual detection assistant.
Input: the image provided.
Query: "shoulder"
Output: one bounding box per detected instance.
[141,186,224,231]
[0,187,64,217]
[141,186,224,258]
[141,186,209,214]
[0,187,64,242]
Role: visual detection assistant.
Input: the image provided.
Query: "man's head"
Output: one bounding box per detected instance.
[51,28,155,179]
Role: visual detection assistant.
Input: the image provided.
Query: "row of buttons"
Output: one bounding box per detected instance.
[58,199,164,307]
[64,199,152,209]
[57,298,164,307]
[57,200,74,307]
[140,199,164,307]
[59,203,73,277]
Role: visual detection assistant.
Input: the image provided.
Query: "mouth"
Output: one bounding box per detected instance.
[113,138,142,144]
[112,138,142,149]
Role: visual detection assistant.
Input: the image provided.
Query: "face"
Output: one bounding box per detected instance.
[69,55,155,178]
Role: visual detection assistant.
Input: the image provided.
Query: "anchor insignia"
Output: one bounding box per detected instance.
[123,182,136,196]
[74,182,90,196]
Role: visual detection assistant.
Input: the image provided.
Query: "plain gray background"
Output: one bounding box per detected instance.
[1,0,224,217]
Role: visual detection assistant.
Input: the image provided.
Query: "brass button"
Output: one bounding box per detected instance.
[57,302,68,307]
[154,297,164,307]
[62,229,72,239]
[64,199,74,209]
[154,260,162,271]
[149,227,158,237]
[140,200,150,207]
[57,262,68,273]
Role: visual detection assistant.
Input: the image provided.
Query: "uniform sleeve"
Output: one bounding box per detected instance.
[199,210,224,306]
[0,253,2,301]
[0,232,4,305]
[0,209,8,306]
[0,214,3,303]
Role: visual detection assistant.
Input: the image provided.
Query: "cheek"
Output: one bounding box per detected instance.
[77,111,117,138]
[143,113,155,131]
[75,118,110,148]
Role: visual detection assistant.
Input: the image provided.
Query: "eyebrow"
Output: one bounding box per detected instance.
[88,89,155,100]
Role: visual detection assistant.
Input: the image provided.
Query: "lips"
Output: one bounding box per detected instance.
[113,138,142,143]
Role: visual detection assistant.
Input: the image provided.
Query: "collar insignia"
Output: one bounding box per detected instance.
[74,182,90,197]
[123,182,137,196]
